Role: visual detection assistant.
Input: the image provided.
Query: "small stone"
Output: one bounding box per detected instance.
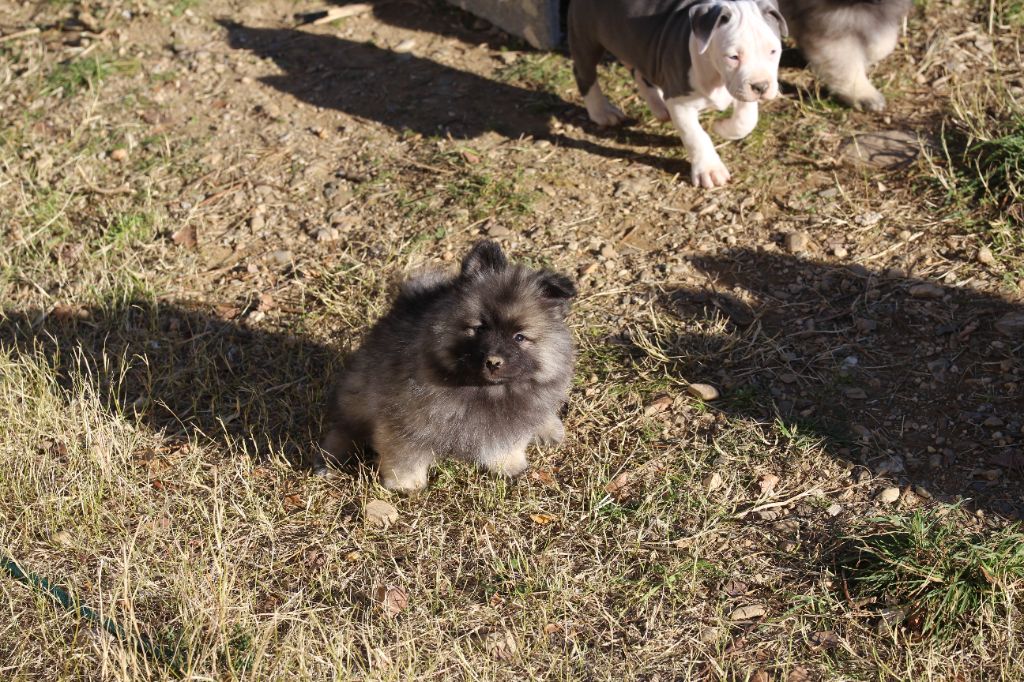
[912,485,932,499]
[270,250,293,266]
[486,224,512,238]
[843,388,867,399]
[984,416,1004,427]
[877,487,900,504]
[856,212,883,227]
[393,38,416,53]
[110,148,128,162]
[995,312,1024,338]
[364,499,399,528]
[249,214,265,231]
[687,383,719,401]
[833,245,848,258]
[898,229,912,240]
[51,530,74,547]
[730,604,767,621]
[909,283,943,299]
[600,243,618,259]
[785,231,809,253]
[826,503,842,517]
[314,227,340,242]
[977,246,996,265]
[699,627,722,645]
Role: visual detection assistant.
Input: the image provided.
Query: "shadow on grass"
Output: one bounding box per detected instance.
[658,248,1024,519]
[216,17,687,174]
[0,300,334,468]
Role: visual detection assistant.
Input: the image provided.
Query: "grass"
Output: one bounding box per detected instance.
[840,510,1024,639]
[1,0,1024,678]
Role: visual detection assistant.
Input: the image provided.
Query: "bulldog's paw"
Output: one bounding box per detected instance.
[691,157,731,189]
[587,100,628,127]
[712,117,756,140]
[648,100,671,123]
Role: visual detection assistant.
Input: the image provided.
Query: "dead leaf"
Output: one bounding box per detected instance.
[751,670,771,682]
[807,630,839,651]
[372,585,408,616]
[480,629,517,661]
[283,493,305,512]
[51,304,90,322]
[460,150,481,164]
[604,471,633,501]
[529,513,556,525]
[543,623,562,637]
[759,474,780,496]
[721,579,748,597]
[171,225,197,249]
[644,394,673,416]
[787,666,811,682]
[529,468,558,486]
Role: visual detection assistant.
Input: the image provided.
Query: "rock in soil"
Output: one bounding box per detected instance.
[785,231,809,253]
[364,499,399,528]
[687,383,719,401]
[730,604,767,621]
[877,487,901,504]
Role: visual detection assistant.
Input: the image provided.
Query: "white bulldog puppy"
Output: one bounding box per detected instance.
[568,0,788,188]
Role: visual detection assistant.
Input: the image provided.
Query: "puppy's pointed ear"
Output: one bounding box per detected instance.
[538,272,577,309]
[689,3,729,55]
[460,240,508,279]
[757,0,788,38]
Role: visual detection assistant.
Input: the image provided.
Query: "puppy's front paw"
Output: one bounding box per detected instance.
[712,117,756,140]
[853,90,886,113]
[690,157,731,188]
[533,416,565,446]
[836,84,886,112]
[380,468,429,494]
[486,451,530,478]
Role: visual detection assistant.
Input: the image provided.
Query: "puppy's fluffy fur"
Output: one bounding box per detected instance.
[315,241,576,493]
[779,0,911,111]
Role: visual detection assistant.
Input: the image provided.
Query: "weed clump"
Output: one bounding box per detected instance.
[839,510,1024,638]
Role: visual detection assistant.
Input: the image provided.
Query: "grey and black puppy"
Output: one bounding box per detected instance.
[779,0,912,111]
[315,241,576,493]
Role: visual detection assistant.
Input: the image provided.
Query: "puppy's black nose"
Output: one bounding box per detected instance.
[750,81,770,96]
[485,356,504,371]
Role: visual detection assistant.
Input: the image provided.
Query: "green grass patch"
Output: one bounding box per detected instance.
[840,510,1024,638]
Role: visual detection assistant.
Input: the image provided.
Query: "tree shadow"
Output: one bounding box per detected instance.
[216,19,687,174]
[660,248,1024,519]
[0,300,336,468]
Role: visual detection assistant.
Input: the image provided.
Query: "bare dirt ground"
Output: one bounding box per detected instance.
[1,0,1023,679]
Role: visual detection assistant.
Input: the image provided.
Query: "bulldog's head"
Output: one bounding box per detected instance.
[690,0,788,102]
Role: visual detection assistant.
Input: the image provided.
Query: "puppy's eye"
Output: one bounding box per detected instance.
[727,55,740,62]
[513,333,527,344]
[770,49,778,56]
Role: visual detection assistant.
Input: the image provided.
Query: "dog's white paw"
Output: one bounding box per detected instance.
[691,157,731,188]
[533,416,565,446]
[851,89,886,113]
[648,101,671,123]
[712,117,756,140]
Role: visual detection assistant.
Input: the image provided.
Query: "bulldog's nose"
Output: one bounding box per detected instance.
[750,81,770,97]
[485,356,504,371]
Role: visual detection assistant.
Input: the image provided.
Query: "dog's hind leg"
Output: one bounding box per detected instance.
[802,36,886,112]
[569,20,626,126]
[631,67,670,123]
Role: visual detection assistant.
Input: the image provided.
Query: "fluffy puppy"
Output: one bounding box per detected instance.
[315,241,576,493]
[779,0,912,111]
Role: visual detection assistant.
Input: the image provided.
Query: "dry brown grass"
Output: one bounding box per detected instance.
[1,0,1023,679]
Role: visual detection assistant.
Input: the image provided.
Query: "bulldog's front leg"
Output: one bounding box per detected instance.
[712,100,759,141]
[666,97,730,188]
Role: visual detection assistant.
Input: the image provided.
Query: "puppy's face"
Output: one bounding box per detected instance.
[692,1,786,102]
[430,242,575,387]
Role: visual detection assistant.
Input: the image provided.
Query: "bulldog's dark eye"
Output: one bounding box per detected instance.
[728,54,740,62]
[513,333,527,343]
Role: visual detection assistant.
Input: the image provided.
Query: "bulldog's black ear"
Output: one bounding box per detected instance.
[539,272,577,301]
[690,2,730,55]
[460,240,508,279]
[758,1,788,38]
